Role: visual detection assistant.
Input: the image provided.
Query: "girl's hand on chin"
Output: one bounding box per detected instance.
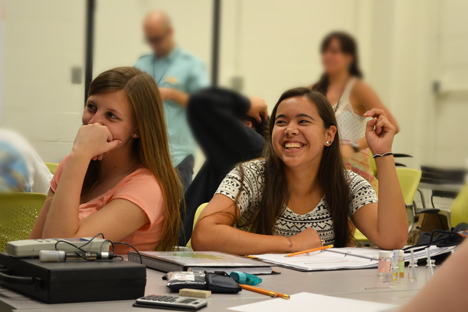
[364,109,396,155]
[72,124,122,160]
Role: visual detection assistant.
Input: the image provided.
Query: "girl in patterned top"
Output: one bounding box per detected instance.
[192,88,407,255]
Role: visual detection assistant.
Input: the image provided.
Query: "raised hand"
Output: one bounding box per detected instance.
[72,124,121,161]
[247,96,268,123]
[364,109,396,155]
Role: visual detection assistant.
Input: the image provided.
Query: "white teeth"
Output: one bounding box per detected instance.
[284,142,303,149]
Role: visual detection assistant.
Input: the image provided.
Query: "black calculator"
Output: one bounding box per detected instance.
[135,295,208,311]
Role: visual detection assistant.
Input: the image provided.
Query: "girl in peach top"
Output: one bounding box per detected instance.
[30,67,181,253]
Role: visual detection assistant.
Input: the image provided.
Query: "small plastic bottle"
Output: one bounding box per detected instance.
[398,250,405,279]
[408,260,418,282]
[378,251,392,280]
[426,259,436,281]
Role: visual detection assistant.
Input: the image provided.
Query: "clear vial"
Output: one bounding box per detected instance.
[378,251,392,281]
[398,250,405,279]
[426,259,436,281]
[408,260,418,282]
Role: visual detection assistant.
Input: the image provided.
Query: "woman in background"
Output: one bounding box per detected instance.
[310,31,399,192]
[30,67,181,253]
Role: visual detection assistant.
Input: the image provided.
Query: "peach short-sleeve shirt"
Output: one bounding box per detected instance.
[50,155,165,254]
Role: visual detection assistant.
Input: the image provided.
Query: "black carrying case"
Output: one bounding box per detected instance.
[0,252,146,303]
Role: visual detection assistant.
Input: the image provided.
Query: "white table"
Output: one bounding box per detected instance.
[0,265,429,312]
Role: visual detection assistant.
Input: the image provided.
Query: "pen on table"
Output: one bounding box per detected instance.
[284,244,334,257]
[240,284,290,300]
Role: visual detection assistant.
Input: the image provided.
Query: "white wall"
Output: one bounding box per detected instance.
[93,0,212,77]
[2,0,467,177]
[2,0,85,163]
[432,0,468,167]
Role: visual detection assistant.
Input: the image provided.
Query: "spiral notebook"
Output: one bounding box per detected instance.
[251,246,456,272]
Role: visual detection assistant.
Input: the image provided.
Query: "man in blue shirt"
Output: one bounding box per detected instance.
[135,11,209,191]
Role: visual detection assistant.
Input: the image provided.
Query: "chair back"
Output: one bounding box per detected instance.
[186,203,209,248]
[396,168,422,205]
[450,183,468,227]
[0,192,46,252]
[369,153,377,177]
[45,162,59,174]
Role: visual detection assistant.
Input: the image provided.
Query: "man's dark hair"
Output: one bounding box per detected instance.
[244,115,270,141]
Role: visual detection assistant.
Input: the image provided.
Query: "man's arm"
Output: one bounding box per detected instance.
[159,87,189,107]
[188,88,264,166]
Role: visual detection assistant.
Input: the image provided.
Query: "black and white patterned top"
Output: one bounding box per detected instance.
[215,159,378,245]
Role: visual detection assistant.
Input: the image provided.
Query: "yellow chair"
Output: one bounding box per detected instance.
[186,203,209,249]
[369,153,377,178]
[354,168,422,243]
[450,183,468,227]
[0,192,46,252]
[45,162,59,175]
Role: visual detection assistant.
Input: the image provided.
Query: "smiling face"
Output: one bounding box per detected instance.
[272,96,336,169]
[82,90,137,154]
[321,37,353,76]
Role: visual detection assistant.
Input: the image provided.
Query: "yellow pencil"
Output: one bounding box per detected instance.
[285,244,334,257]
[240,284,290,300]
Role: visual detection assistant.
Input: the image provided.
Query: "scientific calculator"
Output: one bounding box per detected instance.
[135,295,207,311]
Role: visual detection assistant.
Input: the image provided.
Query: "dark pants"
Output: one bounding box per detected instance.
[176,155,194,193]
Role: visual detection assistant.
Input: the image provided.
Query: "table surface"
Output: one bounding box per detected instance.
[0,264,429,312]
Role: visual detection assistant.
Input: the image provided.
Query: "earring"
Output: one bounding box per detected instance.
[326,141,332,145]
[132,133,138,138]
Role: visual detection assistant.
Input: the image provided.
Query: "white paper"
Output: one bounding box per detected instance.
[228,292,397,312]
[252,248,379,271]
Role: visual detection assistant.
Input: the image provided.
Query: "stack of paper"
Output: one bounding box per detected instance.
[228,292,397,312]
[251,246,456,272]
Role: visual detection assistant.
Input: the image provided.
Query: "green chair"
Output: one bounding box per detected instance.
[45,162,59,175]
[186,203,209,249]
[0,192,46,252]
[450,183,468,227]
[369,153,377,178]
[354,168,422,243]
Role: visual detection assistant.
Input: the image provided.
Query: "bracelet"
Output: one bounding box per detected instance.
[372,152,393,159]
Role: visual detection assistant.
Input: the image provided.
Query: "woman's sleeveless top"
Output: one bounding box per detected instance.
[334,78,378,192]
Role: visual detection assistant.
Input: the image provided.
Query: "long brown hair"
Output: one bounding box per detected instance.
[236,88,352,247]
[312,31,362,96]
[82,67,181,251]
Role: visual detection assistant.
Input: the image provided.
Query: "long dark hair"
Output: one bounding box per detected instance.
[235,88,352,247]
[312,31,363,96]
